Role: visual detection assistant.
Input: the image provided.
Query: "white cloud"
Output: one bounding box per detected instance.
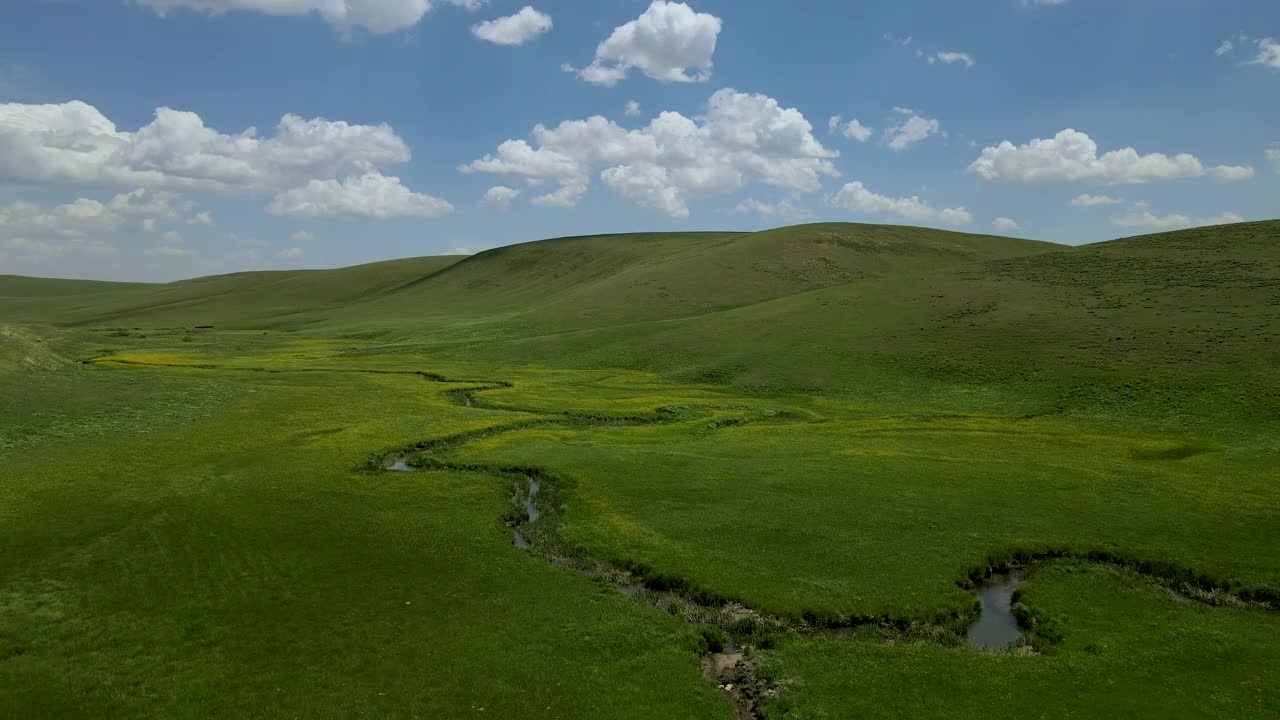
[0,188,189,254]
[267,172,453,219]
[1268,146,1280,171]
[107,188,180,218]
[0,101,413,197]
[471,6,551,46]
[969,129,1207,184]
[186,210,213,225]
[625,100,642,117]
[569,1,722,86]
[883,108,940,152]
[929,51,975,68]
[1019,0,1068,6]
[992,217,1022,232]
[827,181,971,226]
[132,0,484,35]
[1215,39,1235,57]
[5,236,63,257]
[1112,205,1245,231]
[1211,164,1255,182]
[291,230,314,242]
[1071,193,1123,207]
[162,229,183,244]
[0,198,115,239]
[480,185,521,211]
[828,115,872,142]
[734,197,812,220]
[275,247,305,260]
[601,163,688,217]
[1253,38,1280,69]
[144,244,193,257]
[531,183,588,208]
[463,88,838,216]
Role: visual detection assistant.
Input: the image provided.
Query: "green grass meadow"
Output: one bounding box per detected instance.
[3,221,1279,718]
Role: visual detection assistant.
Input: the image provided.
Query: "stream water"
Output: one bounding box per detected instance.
[513,476,540,548]
[385,458,414,472]
[966,571,1023,650]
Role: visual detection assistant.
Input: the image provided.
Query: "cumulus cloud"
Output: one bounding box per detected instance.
[568,1,721,86]
[1215,34,1280,70]
[734,197,812,220]
[929,51,975,68]
[1253,38,1280,69]
[291,230,314,242]
[5,236,64,257]
[1211,164,1255,182]
[625,100,642,117]
[0,200,115,240]
[480,185,521,210]
[1268,146,1280,171]
[0,100,451,223]
[532,183,588,208]
[1112,204,1244,230]
[267,172,454,219]
[162,229,183,244]
[462,88,838,216]
[107,188,181,218]
[132,0,484,35]
[186,210,213,225]
[0,188,182,243]
[1071,193,1123,207]
[883,108,941,152]
[471,6,551,46]
[601,163,689,217]
[969,129,1207,184]
[827,181,972,226]
[828,116,872,142]
[275,247,305,260]
[992,217,1021,232]
[0,101,413,194]
[144,244,193,257]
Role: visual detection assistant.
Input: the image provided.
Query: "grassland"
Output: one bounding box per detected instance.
[3,221,1278,718]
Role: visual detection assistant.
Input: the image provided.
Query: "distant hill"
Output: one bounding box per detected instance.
[6,220,1276,422]
[421,221,1279,421]
[348,224,1058,333]
[0,255,467,328]
[0,275,152,298]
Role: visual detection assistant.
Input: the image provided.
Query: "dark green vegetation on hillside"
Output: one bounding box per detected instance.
[3,221,1278,718]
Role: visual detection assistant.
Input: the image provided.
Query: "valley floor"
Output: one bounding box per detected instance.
[3,328,1278,718]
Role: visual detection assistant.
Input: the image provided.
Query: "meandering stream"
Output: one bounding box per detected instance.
[87,357,1273,719]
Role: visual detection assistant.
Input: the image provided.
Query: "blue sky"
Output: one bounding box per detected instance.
[1,0,1277,281]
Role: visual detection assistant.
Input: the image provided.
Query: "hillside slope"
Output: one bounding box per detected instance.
[1,224,1058,334]
[0,255,467,328]
[418,221,1279,422]
[335,224,1059,337]
[0,276,152,299]
[7,220,1275,424]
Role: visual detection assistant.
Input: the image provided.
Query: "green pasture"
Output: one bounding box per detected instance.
[3,220,1278,718]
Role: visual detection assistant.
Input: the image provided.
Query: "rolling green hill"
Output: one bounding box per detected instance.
[5,220,1276,422]
[345,224,1059,333]
[5,219,1279,720]
[0,255,467,328]
[1,224,1058,333]
[0,275,152,298]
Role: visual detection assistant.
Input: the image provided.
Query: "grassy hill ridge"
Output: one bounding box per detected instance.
[4,220,1276,423]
